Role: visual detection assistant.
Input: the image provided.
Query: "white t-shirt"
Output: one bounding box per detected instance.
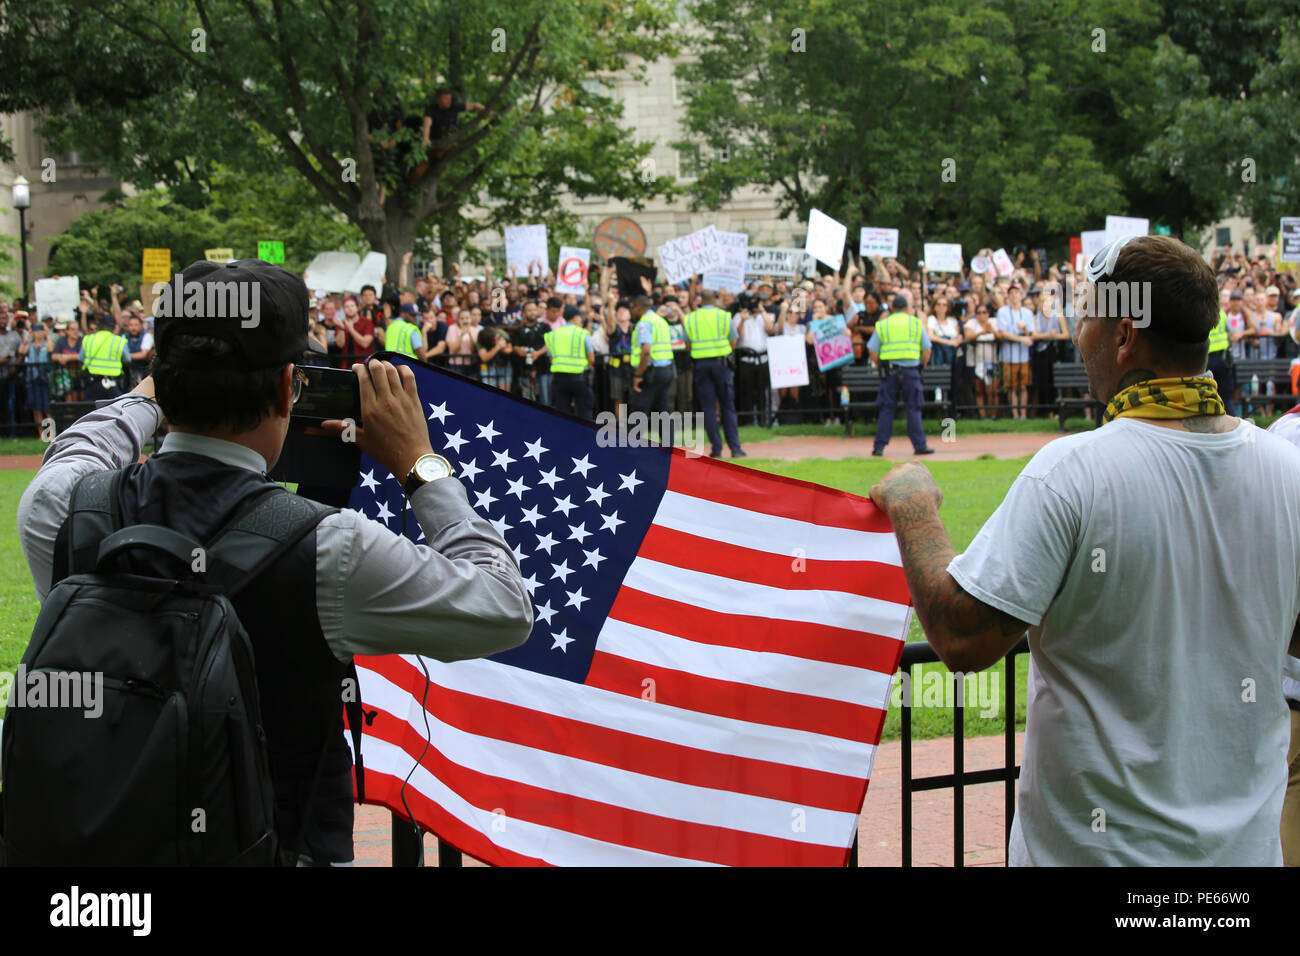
[1266,410,1300,704]
[948,417,1300,866]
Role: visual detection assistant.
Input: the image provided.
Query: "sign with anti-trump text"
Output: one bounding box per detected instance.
[859,227,898,259]
[658,225,724,284]
[505,224,550,276]
[745,247,815,278]
[555,247,591,296]
[922,243,963,274]
[810,315,853,373]
[141,249,171,284]
[767,334,810,389]
[701,231,748,293]
[804,208,847,271]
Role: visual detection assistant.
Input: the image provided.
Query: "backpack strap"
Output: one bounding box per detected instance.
[202,487,336,598]
[59,470,126,581]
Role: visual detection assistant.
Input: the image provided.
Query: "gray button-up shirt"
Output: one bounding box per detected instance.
[17,395,534,663]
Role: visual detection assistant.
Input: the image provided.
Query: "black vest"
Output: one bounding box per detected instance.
[107,451,355,863]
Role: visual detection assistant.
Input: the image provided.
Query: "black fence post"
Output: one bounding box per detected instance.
[391,813,424,866]
[437,839,463,868]
[953,675,964,868]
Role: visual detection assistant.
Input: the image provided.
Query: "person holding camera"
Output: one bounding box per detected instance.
[17,258,532,866]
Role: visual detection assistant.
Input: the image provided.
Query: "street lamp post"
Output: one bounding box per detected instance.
[12,175,30,308]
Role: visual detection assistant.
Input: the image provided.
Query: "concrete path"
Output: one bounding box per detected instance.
[743,431,1064,462]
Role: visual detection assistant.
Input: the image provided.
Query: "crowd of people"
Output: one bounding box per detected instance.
[3,244,1297,438]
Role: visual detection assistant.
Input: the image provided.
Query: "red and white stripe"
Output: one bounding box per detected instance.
[352,452,911,866]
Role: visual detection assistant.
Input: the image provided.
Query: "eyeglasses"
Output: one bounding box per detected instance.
[291,365,309,405]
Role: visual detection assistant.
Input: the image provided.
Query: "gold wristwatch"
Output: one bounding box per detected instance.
[403,453,454,495]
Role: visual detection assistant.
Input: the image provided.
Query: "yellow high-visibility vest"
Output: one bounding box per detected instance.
[1208,310,1228,354]
[545,324,591,374]
[683,306,733,359]
[876,312,923,361]
[82,330,126,376]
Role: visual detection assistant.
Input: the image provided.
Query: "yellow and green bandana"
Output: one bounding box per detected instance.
[1101,374,1225,425]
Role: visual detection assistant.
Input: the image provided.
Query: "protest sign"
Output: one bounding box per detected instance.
[658,225,723,284]
[555,247,591,296]
[33,275,79,319]
[701,231,748,293]
[204,248,234,262]
[745,247,815,278]
[810,315,853,372]
[303,251,387,293]
[804,208,847,270]
[141,249,171,284]
[992,248,1015,278]
[859,227,898,258]
[1103,216,1149,245]
[923,243,963,273]
[257,241,285,264]
[505,224,550,276]
[1081,230,1108,260]
[768,334,809,388]
[1281,218,1300,263]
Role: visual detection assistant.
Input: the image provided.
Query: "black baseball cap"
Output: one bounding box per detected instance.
[154,258,309,371]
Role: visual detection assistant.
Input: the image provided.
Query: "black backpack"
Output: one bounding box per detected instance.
[1,469,338,865]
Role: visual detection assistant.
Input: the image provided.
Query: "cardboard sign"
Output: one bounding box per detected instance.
[701,230,748,293]
[141,248,171,284]
[1281,218,1300,264]
[992,248,1015,278]
[204,248,234,262]
[302,251,387,293]
[1103,215,1149,245]
[33,275,79,320]
[859,227,898,258]
[922,243,963,274]
[804,208,847,270]
[257,241,285,264]
[504,224,549,276]
[810,315,853,372]
[658,225,723,284]
[555,246,591,296]
[768,334,809,388]
[745,247,815,278]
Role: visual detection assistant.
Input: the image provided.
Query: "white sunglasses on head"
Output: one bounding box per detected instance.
[1085,235,1138,284]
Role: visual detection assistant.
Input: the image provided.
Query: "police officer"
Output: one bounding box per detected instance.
[684,290,746,459]
[385,303,425,359]
[80,312,127,402]
[1207,301,1234,416]
[629,294,676,419]
[543,305,595,419]
[869,294,935,457]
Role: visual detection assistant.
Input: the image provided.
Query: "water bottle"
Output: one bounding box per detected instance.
[839,384,850,407]
[934,387,942,402]
[1250,373,1259,396]
[1267,378,1276,396]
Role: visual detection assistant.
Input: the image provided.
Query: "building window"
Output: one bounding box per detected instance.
[677,145,702,182]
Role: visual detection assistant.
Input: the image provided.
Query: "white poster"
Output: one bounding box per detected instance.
[658,225,723,284]
[1080,230,1108,259]
[992,248,1015,278]
[923,243,963,273]
[1104,215,1149,245]
[303,251,387,293]
[745,247,816,278]
[767,334,809,389]
[555,246,591,296]
[701,231,749,293]
[505,224,550,276]
[804,208,847,270]
[1279,218,1300,263]
[859,227,899,258]
[33,275,80,320]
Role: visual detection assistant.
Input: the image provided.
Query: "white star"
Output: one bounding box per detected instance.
[416,529,425,542]
[443,429,467,454]
[535,531,558,554]
[551,628,574,653]
[585,483,610,507]
[553,494,577,517]
[582,547,605,570]
[476,420,500,443]
[511,542,527,564]
[618,470,643,493]
[524,437,549,462]
[538,467,561,489]
[567,522,591,544]
[489,514,512,536]
[359,470,381,492]
[535,599,556,625]
[564,587,589,611]
[492,448,516,471]
[521,571,540,595]
[375,500,395,523]
[474,487,498,510]
[427,401,453,424]
[551,559,573,583]
[571,454,595,478]
[352,506,368,519]
[505,475,530,499]
[460,458,483,483]
[520,504,544,526]
[600,511,625,534]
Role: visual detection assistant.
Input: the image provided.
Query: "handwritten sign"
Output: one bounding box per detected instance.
[922,243,963,273]
[1279,218,1300,264]
[1103,215,1149,245]
[992,248,1015,278]
[658,225,723,284]
[505,224,549,276]
[141,249,171,284]
[745,247,815,278]
[204,248,234,262]
[804,208,847,270]
[702,230,748,293]
[859,227,898,258]
[257,241,285,264]
[302,250,387,293]
[768,334,809,389]
[555,246,591,296]
[33,275,79,320]
[810,315,853,372]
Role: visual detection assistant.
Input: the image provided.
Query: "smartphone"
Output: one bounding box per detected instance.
[291,366,362,426]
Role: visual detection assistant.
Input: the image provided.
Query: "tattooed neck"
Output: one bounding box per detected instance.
[1112,368,1159,395]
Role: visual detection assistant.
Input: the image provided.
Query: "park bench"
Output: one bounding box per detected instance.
[841,363,954,436]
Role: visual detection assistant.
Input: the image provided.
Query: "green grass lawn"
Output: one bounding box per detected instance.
[2,456,1021,740]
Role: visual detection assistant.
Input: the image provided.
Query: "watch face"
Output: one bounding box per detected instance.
[415,454,452,483]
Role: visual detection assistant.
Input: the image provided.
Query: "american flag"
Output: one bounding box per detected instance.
[346,356,912,865]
